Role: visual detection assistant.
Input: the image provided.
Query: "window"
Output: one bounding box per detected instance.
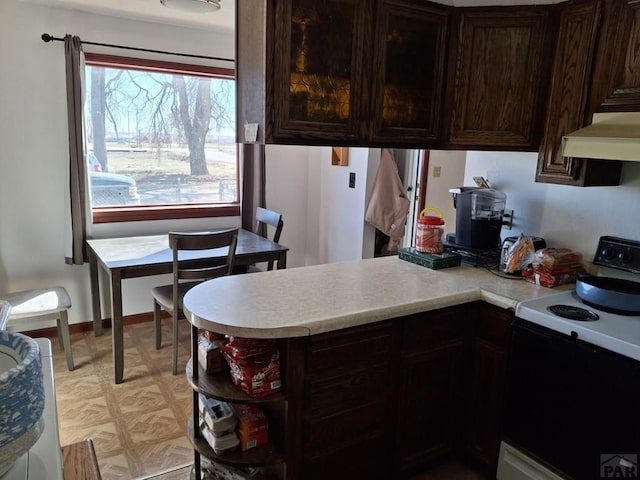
[84,54,239,223]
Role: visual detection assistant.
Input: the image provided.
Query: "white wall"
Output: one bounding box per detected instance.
[425,150,467,238]
[264,144,310,268]
[265,145,378,267]
[463,151,640,259]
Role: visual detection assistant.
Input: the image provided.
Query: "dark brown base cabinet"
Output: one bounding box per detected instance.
[394,306,472,476]
[465,303,512,476]
[393,303,512,478]
[295,321,396,480]
[188,303,512,479]
[284,302,511,479]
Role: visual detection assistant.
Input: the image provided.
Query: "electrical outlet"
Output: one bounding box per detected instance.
[503,209,514,229]
[433,166,441,178]
[349,172,356,188]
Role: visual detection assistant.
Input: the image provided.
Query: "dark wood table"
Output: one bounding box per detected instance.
[86,229,288,383]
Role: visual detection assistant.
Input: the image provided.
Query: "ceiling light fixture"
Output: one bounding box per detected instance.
[160,0,221,14]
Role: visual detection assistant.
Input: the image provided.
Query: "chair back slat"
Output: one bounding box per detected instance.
[169,229,238,284]
[255,208,283,270]
[256,207,284,249]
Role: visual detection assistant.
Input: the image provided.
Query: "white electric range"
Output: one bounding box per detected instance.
[498,236,640,480]
[514,289,640,361]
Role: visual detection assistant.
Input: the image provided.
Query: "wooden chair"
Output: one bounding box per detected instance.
[0,286,74,370]
[248,207,284,272]
[152,229,238,375]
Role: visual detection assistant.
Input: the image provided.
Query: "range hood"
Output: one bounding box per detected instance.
[562,112,640,161]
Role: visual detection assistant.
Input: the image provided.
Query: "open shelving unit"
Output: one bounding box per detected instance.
[186,325,286,480]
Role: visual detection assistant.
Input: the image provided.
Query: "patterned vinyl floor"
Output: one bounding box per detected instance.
[52,319,195,480]
[51,320,489,480]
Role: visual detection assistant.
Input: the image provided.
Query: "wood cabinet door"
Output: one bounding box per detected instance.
[394,305,472,475]
[271,0,373,144]
[395,338,467,474]
[448,7,550,150]
[298,322,395,480]
[464,302,512,476]
[599,0,640,112]
[467,339,506,475]
[368,0,450,146]
[536,1,606,185]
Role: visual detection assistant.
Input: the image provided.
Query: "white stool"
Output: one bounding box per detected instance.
[0,286,74,370]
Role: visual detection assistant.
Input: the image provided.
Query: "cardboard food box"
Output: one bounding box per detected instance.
[232,403,268,452]
[200,421,240,455]
[198,394,237,435]
[198,333,228,375]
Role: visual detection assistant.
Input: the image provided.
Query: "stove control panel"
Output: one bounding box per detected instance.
[593,236,640,273]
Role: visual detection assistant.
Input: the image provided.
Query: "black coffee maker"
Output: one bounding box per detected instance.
[449,187,506,251]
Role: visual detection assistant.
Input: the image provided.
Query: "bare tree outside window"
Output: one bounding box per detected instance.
[83,55,238,218]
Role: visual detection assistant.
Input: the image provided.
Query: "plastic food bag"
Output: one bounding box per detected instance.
[504,235,536,273]
[523,247,585,287]
[221,339,282,398]
[532,247,584,274]
[522,267,582,288]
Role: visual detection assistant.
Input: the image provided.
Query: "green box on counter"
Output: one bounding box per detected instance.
[398,247,462,270]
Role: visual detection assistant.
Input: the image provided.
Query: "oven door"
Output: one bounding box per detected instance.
[502,319,640,480]
[497,441,567,480]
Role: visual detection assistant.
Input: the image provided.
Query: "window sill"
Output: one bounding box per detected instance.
[92,204,240,224]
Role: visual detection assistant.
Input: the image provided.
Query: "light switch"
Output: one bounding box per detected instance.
[349,172,356,188]
[433,166,441,178]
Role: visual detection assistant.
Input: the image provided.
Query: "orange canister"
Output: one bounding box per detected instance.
[415,207,445,253]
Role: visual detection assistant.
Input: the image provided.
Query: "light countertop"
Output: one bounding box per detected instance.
[183,256,573,339]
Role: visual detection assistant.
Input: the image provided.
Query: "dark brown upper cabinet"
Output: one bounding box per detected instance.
[272,0,373,145]
[237,0,637,176]
[368,1,450,146]
[536,0,640,187]
[446,7,551,151]
[597,0,640,113]
[536,1,608,185]
[236,0,450,147]
[236,0,371,145]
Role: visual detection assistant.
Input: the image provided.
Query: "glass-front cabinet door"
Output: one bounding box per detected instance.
[272,0,373,144]
[369,1,451,146]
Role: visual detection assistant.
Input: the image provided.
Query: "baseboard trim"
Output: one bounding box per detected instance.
[21,312,159,338]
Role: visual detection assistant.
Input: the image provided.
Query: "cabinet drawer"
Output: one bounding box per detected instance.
[302,399,387,450]
[401,305,472,350]
[303,360,392,418]
[302,431,391,480]
[305,321,394,373]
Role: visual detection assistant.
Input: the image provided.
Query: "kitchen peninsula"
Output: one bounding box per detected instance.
[183,257,570,479]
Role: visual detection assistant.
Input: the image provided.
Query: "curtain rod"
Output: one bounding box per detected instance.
[41,33,234,63]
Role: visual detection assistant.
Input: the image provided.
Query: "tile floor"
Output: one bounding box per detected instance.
[52,320,194,480]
